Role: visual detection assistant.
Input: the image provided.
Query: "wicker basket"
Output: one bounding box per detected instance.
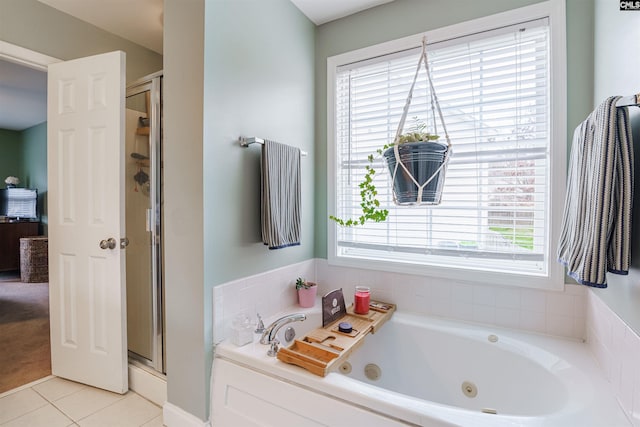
[20,237,48,283]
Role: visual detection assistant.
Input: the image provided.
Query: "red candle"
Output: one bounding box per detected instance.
[354,286,370,314]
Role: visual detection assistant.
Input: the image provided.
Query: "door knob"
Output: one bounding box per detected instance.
[120,237,129,249]
[99,238,117,250]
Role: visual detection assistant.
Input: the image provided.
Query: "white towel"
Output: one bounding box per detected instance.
[557,96,634,287]
[261,140,301,249]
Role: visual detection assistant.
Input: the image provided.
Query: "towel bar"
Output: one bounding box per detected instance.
[615,93,640,108]
[240,137,308,156]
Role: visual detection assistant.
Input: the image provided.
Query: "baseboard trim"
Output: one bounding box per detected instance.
[128,362,167,407]
[163,402,211,427]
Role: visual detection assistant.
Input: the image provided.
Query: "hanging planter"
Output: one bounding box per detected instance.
[330,37,451,226]
[384,37,451,206]
[383,139,449,205]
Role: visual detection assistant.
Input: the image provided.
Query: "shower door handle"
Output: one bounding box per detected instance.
[99,238,117,250]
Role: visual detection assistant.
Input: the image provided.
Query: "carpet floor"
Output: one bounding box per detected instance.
[0,272,51,393]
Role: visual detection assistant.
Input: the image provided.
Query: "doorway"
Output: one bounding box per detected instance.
[0,43,166,391]
[0,46,54,394]
[125,72,165,374]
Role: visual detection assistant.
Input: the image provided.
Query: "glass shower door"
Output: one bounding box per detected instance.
[125,73,164,373]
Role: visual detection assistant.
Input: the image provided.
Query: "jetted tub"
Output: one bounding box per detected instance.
[212,309,630,426]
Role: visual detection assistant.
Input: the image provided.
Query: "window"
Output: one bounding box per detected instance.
[328,3,566,289]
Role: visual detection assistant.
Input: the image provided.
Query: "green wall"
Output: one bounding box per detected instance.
[1,123,48,233]
[164,0,206,420]
[195,0,314,419]
[0,128,22,185]
[566,0,595,164]
[0,0,162,82]
[313,0,595,258]
[21,122,47,234]
[204,0,315,287]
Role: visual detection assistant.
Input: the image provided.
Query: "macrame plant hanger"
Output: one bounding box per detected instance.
[388,37,452,205]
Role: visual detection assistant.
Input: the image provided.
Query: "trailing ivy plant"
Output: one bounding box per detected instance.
[330,117,439,227]
[329,156,390,227]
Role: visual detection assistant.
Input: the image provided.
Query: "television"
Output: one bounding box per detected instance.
[0,188,38,220]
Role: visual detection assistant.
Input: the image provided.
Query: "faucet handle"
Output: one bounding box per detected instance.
[255,313,265,334]
[267,339,280,357]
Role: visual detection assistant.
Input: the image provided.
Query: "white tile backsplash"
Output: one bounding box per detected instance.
[319,259,589,340]
[519,309,546,333]
[472,286,496,307]
[430,295,453,318]
[520,289,547,312]
[546,313,575,338]
[431,281,452,302]
[587,290,640,426]
[472,303,496,324]
[213,259,316,344]
[494,307,520,329]
[215,258,590,343]
[546,293,575,316]
[452,283,473,304]
[495,288,521,309]
[451,301,474,322]
[573,316,586,341]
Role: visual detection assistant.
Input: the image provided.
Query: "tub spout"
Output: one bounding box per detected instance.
[259,313,307,347]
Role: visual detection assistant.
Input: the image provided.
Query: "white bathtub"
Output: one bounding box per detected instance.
[212,309,630,426]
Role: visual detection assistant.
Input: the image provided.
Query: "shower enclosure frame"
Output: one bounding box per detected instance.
[126,71,164,374]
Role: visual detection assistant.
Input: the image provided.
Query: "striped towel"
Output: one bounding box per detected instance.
[557,96,634,288]
[261,140,301,249]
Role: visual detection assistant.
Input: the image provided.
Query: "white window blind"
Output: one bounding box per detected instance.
[333,19,551,277]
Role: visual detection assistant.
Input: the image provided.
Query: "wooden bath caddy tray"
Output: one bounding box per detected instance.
[277,301,395,377]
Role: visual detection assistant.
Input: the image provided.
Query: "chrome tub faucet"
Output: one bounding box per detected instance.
[259,313,307,356]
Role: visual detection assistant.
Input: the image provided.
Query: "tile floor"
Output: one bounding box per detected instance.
[0,376,163,426]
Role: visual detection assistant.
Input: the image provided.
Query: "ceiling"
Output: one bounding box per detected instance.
[290,0,394,25]
[38,0,164,54]
[2,0,391,131]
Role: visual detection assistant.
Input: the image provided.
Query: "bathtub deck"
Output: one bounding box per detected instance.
[277,301,395,376]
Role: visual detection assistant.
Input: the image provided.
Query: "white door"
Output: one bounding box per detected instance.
[47,51,128,394]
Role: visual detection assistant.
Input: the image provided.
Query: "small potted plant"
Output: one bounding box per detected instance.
[295,277,317,308]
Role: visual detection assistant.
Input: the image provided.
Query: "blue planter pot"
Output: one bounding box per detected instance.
[383,141,449,205]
